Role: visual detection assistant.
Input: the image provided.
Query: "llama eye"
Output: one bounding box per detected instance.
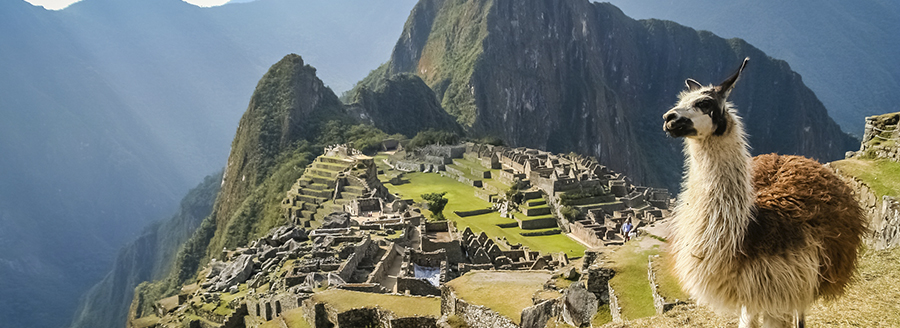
[695,100,714,112]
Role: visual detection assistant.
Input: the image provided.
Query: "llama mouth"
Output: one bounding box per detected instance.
[664,119,696,137]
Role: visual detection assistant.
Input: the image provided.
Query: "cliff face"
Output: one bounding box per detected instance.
[69,173,221,328]
[378,0,858,189]
[348,73,463,138]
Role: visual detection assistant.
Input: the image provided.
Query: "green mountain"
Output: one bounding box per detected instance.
[110,53,459,324]
[346,72,463,138]
[362,0,858,190]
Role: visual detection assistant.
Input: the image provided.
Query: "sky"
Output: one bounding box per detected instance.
[24,0,232,10]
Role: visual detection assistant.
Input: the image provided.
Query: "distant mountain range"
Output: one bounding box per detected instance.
[0,0,415,327]
[603,0,900,136]
[359,0,856,190]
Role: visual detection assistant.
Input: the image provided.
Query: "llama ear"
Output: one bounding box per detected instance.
[685,79,703,91]
[717,57,749,99]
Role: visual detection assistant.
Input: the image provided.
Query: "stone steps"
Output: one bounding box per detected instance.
[298,194,327,205]
[300,188,332,198]
[342,185,367,194]
[315,162,351,172]
[524,206,551,216]
[304,174,336,187]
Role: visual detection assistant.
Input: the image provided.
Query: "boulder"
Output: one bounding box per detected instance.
[521,299,558,328]
[211,255,255,292]
[206,259,226,279]
[563,267,579,280]
[561,282,598,327]
[275,227,308,244]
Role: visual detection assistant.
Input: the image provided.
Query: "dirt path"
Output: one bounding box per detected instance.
[637,219,671,251]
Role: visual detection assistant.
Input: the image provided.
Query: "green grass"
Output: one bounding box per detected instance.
[651,256,688,302]
[624,247,900,327]
[446,164,484,181]
[383,172,585,257]
[593,304,612,326]
[259,307,311,328]
[446,271,550,324]
[832,158,900,198]
[130,315,160,328]
[608,237,660,321]
[311,289,441,317]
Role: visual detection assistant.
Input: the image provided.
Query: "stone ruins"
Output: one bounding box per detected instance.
[138,143,676,328]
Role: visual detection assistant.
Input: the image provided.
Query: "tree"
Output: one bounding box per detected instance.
[421,192,449,220]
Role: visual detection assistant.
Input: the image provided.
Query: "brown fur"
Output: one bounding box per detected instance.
[749,154,867,299]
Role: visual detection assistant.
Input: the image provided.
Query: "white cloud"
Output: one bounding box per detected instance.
[23,0,80,10]
[22,0,230,10]
[183,0,230,7]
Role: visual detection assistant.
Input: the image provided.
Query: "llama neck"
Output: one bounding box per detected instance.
[679,116,754,254]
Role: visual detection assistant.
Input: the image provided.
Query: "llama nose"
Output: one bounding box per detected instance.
[664,112,678,122]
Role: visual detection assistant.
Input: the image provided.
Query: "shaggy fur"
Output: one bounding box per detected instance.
[663,58,866,328]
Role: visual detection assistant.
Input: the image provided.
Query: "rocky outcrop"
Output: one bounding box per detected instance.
[831,166,900,250]
[322,212,352,229]
[370,0,858,190]
[561,282,598,327]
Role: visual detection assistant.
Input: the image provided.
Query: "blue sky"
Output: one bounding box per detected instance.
[25,0,232,10]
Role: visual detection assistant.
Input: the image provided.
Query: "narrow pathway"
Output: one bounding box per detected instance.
[379,251,405,293]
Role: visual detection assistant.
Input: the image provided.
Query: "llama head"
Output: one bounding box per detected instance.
[663,57,749,139]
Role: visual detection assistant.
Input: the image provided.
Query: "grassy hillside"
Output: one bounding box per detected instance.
[831,159,900,198]
[603,246,900,327]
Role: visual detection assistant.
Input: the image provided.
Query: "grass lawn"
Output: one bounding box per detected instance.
[311,289,441,318]
[831,158,900,198]
[651,255,688,302]
[446,271,551,324]
[618,246,900,327]
[607,237,661,321]
[260,307,311,328]
[384,172,585,257]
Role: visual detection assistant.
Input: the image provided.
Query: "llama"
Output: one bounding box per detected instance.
[662,58,866,328]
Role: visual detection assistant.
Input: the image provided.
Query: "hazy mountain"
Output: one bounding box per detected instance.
[601,0,900,136]
[70,173,221,328]
[360,0,857,190]
[1,0,415,327]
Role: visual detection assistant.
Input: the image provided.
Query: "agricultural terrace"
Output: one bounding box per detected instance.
[377,163,586,257]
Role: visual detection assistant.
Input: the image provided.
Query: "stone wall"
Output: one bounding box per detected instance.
[570,221,605,248]
[366,243,402,285]
[454,208,495,217]
[517,217,557,230]
[441,286,519,328]
[337,237,374,282]
[608,282,622,323]
[520,299,558,328]
[397,277,441,296]
[647,255,684,315]
[474,188,498,202]
[859,113,900,162]
[389,316,438,328]
[831,165,900,249]
[302,297,439,328]
[395,161,424,172]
